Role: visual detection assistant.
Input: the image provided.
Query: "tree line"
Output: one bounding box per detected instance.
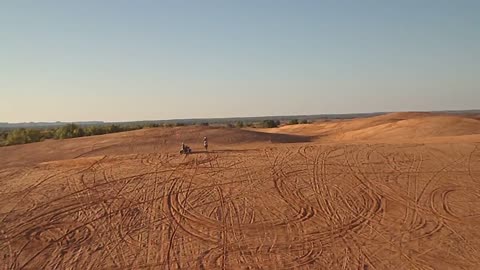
[0,124,147,146]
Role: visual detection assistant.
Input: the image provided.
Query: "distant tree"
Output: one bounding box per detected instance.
[288,119,299,125]
[164,123,174,128]
[236,121,244,128]
[55,124,84,139]
[200,122,209,126]
[85,126,107,136]
[77,127,85,137]
[226,123,235,128]
[6,129,28,145]
[42,129,55,139]
[25,129,42,142]
[107,124,122,133]
[1,131,9,141]
[175,123,185,127]
[147,123,160,128]
[261,120,279,128]
[5,128,42,145]
[0,134,5,145]
[300,119,309,124]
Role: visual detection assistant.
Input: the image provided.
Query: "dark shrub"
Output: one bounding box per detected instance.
[261,120,279,128]
[288,119,299,125]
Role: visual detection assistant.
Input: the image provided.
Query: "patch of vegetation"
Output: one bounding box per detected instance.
[4,128,43,146]
[261,120,280,128]
[84,125,108,136]
[236,121,244,128]
[55,124,85,139]
[0,131,8,144]
[287,119,299,125]
[0,123,162,147]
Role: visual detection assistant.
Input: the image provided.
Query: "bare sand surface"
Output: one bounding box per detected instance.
[1,112,480,269]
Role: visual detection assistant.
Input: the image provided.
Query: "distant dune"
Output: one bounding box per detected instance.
[262,112,480,142]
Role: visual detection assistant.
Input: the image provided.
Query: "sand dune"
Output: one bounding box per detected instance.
[263,112,480,142]
[1,113,480,269]
[339,115,480,141]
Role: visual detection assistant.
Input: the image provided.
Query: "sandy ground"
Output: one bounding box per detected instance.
[1,112,480,269]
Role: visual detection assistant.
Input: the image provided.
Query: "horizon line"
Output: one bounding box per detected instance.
[2,108,480,125]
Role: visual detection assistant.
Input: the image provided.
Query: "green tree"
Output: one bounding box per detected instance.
[236,121,244,128]
[5,128,42,145]
[6,129,28,145]
[55,124,84,139]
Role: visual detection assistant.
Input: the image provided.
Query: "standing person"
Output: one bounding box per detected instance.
[203,136,208,151]
[181,142,186,154]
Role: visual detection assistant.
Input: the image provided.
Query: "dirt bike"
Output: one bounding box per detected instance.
[180,146,192,154]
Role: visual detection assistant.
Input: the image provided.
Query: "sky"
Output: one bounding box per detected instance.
[1,0,479,122]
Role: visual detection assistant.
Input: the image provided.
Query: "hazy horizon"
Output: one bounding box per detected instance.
[2,1,479,122]
[2,109,480,125]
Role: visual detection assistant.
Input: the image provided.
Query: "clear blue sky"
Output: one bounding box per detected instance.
[1,1,479,122]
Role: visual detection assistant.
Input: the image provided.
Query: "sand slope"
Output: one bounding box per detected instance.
[1,112,480,269]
